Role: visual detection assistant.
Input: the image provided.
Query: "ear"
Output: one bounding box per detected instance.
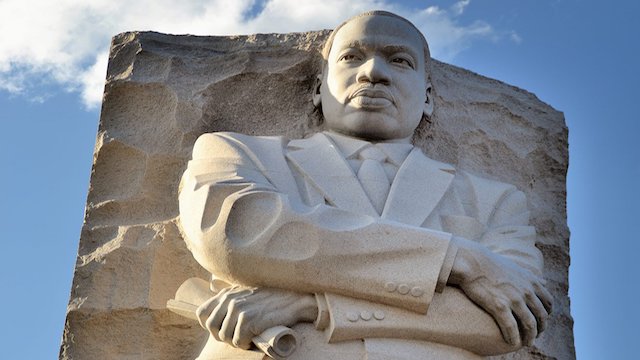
[423,83,434,118]
[312,74,323,107]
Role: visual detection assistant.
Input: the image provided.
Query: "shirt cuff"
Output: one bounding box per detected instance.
[435,237,459,293]
[314,293,330,330]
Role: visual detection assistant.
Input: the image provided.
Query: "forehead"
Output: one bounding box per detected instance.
[329,15,425,58]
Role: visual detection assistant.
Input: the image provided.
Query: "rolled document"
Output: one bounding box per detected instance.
[166,278,298,359]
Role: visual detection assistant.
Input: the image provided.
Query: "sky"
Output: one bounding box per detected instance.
[0,0,638,359]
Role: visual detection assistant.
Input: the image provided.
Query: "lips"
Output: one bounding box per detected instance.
[349,87,394,108]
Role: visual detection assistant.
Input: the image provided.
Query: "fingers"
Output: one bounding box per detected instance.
[205,295,232,342]
[525,290,549,335]
[534,281,554,314]
[197,287,253,342]
[233,311,259,349]
[196,295,219,330]
[491,301,521,346]
[456,247,554,347]
[506,280,556,346]
[512,299,537,346]
[463,281,521,346]
[196,286,314,349]
[219,297,246,343]
[462,279,551,346]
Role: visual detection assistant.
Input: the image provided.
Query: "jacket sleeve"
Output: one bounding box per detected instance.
[465,172,543,277]
[178,132,452,314]
[319,171,544,355]
[319,289,519,356]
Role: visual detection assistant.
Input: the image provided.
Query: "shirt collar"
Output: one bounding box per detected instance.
[376,142,414,167]
[324,131,413,166]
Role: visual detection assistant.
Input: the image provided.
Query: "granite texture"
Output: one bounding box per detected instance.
[61,30,573,360]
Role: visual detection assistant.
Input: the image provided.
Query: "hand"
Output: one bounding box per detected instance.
[196,286,317,349]
[449,240,553,347]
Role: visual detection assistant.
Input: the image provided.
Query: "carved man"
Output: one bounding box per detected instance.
[178,11,552,360]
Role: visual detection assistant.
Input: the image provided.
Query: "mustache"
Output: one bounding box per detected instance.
[349,85,395,104]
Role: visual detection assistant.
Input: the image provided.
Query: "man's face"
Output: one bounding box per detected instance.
[317,15,431,141]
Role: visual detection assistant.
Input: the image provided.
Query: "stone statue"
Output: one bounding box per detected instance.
[174,10,552,360]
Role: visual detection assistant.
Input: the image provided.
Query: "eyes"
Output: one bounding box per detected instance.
[390,56,413,67]
[338,52,416,69]
[339,54,361,62]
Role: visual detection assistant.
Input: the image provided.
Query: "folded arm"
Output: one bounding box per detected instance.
[179,132,551,355]
[315,187,550,354]
[179,133,451,314]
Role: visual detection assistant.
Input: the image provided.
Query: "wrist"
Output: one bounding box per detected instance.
[313,293,330,329]
[449,247,470,285]
[436,238,459,292]
[298,293,319,323]
[448,240,489,285]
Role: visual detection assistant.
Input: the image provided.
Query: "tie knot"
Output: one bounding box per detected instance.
[358,145,387,162]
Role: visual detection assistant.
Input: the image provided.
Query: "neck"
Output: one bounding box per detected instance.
[326,130,413,144]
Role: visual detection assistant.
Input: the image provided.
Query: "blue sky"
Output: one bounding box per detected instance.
[1,1,638,358]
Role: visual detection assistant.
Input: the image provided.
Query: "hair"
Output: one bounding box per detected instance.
[320,10,432,79]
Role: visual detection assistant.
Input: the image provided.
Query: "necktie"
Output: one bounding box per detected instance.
[357,146,390,214]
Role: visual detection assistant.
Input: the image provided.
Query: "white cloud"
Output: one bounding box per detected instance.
[451,0,471,16]
[0,0,515,109]
[510,31,523,44]
[408,5,496,61]
[79,51,110,107]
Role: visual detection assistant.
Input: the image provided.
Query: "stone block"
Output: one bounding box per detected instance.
[61,30,573,360]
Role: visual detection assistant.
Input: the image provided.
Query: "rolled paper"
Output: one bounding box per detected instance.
[167,278,299,359]
[252,325,297,359]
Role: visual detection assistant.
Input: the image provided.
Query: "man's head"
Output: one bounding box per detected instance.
[314,11,434,142]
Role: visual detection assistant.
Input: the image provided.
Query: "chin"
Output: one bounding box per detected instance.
[341,116,400,139]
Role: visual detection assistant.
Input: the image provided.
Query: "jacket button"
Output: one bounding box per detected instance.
[347,312,359,322]
[398,284,410,295]
[410,286,424,297]
[384,282,397,292]
[374,311,385,320]
[360,311,372,321]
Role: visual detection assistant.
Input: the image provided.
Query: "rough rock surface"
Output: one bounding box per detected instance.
[61,31,574,360]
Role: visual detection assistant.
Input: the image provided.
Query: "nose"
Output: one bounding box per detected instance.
[357,56,390,85]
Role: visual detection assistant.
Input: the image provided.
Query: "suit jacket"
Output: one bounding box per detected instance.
[179,131,543,359]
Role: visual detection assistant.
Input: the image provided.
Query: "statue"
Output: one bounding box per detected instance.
[172,10,552,360]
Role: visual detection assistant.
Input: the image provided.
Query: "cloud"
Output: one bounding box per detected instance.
[510,31,523,44]
[409,4,496,61]
[451,0,471,16]
[0,0,514,109]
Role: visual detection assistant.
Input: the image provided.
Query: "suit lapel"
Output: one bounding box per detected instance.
[220,133,304,205]
[382,148,455,226]
[286,133,378,217]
